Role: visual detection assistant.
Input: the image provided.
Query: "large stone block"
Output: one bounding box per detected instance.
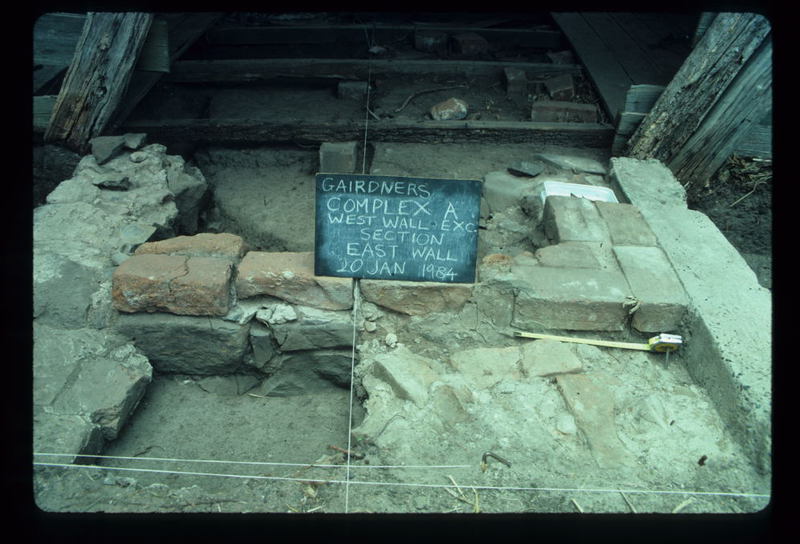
[34,251,108,329]
[543,196,610,244]
[613,245,688,333]
[595,201,658,246]
[33,324,152,442]
[112,254,233,316]
[114,312,250,374]
[271,305,353,351]
[235,251,353,310]
[359,279,473,316]
[319,141,357,174]
[510,264,631,331]
[368,346,439,407]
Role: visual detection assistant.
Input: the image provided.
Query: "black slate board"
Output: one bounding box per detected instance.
[315,174,481,283]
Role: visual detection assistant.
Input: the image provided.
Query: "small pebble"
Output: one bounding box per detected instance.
[364,320,377,332]
[385,333,398,347]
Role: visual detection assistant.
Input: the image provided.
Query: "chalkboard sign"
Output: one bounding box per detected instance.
[314,174,481,283]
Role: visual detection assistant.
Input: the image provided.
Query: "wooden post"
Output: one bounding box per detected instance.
[668,35,771,186]
[44,12,153,152]
[626,13,771,180]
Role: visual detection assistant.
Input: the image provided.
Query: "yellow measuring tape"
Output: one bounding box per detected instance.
[513,331,683,353]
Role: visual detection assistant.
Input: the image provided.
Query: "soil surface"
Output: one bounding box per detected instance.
[33,141,771,514]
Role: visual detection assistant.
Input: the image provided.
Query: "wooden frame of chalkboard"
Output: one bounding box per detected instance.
[314,174,481,283]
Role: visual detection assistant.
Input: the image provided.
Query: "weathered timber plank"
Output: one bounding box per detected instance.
[623,84,664,114]
[205,24,564,49]
[550,12,632,120]
[627,13,772,163]
[733,123,772,159]
[44,12,154,152]
[165,58,580,83]
[122,118,614,147]
[668,35,772,184]
[578,13,665,85]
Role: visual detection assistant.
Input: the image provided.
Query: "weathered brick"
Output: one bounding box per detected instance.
[337,81,369,101]
[112,254,233,316]
[510,263,630,331]
[613,245,688,333]
[504,67,528,101]
[531,100,598,123]
[544,73,575,100]
[595,202,658,246]
[451,32,489,56]
[134,232,248,260]
[543,196,610,243]
[319,141,358,173]
[359,279,472,316]
[235,251,353,310]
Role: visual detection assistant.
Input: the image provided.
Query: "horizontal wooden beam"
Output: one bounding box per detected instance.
[205,24,565,49]
[166,58,581,83]
[122,117,614,147]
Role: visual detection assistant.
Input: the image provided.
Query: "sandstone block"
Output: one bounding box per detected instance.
[531,100,598,123]
[114,312,250,375]
[235,251,353,310]
[543,196,610,244]
[612,245,688,333]
[134,232,248,260]
[535,242,602,269]
[369,346,439,407]
[271,305,353,351]
[112,254,233,316]
[448,346,522,389]
[519,339,583,377]
[319,141,357,173]
[430,97,468,121]
[510,264,631,331]
[359,279,472,316]
[595,202,657,246]
[556,372,632,468]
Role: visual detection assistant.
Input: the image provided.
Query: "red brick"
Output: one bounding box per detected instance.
[235,251,353,310]
[112,254,232,316]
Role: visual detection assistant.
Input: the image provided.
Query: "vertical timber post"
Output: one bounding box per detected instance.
[626,13,771,185]
[44,12,154,153]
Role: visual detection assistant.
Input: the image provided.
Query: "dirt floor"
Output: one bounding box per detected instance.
[33,139,772,514]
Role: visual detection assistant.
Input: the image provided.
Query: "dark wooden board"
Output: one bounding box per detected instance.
[122,117,615,147]
[165,58,580,83]
[315,174,481,283]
